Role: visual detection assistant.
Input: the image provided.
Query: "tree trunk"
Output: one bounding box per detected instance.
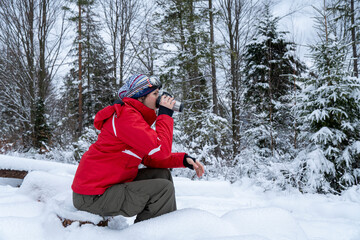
[179,5,188,104]
[293,70,297,149]
[267,43,274,156]
[119,36,125,86]
[25,0,36,148]
[87,7,92,118]
[38,0,47,100]
[225,0,240,157]
[113,24,118,86]
[209,0,218,115]
[35,0,50,149]
[188,0,200,86]
[78,2,83,136]
[350,0,358,77]
[113,0,119,86]
[119,0,131,86]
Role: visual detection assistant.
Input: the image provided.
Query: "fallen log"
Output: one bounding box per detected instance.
[58,215,110,227]
[0,169,28,179]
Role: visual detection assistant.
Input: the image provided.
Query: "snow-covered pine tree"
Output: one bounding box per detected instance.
[33,97,51,152]
[329,0,360,78]
[62,0,115,142]
[155,0,226,164]
[80,1,115,127]
[294,3,360,193]
[59,69,80,142]
[242,5,304,164]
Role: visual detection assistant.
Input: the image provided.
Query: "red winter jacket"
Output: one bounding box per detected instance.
[71,97,186,195]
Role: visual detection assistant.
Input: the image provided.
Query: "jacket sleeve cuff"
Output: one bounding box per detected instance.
[158,105,174,117]
[183,154,194,170]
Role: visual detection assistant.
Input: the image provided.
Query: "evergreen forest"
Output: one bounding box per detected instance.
[1,0,360,194]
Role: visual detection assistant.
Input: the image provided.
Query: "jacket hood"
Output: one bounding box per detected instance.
[93,98,157,130]
[93,105,120,130]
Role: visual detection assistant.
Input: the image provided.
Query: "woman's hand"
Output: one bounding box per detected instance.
[160,95,176,110]
[186,157,205,178]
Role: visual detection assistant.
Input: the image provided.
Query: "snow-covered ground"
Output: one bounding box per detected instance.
[1,155,360,240]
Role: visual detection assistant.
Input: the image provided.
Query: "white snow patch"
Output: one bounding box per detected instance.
[0,155,359,240]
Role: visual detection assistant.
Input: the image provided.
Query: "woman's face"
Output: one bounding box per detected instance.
[141,89,159,110]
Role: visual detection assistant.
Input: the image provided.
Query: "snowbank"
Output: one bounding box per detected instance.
[1,155,360,240]
[0,154,76,174]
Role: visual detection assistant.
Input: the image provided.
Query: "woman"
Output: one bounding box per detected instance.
[71,74,205,223]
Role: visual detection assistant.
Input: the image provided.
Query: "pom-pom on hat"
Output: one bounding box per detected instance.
[118,74,162,100]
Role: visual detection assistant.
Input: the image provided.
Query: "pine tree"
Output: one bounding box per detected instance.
[81,1,115,126]
[156,0,210,105]
[243,5,304,159]
[63,0,115,140]
[329,0,359,77]
[59,69,80,142]
[155,0,215,157]
[295,3,360,193]
[33,97,51,151]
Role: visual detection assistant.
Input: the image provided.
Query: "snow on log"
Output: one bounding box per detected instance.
[0,155,77,180]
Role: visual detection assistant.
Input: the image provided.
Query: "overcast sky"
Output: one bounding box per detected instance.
[274,0,323,66]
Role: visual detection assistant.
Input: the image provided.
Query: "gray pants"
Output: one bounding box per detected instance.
[73,168,176,223]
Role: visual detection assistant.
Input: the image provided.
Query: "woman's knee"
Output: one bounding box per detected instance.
[73,191,84,210]
[158,178,175,194]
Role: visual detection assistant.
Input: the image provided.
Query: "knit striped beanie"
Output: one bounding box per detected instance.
[118,74,160,100]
